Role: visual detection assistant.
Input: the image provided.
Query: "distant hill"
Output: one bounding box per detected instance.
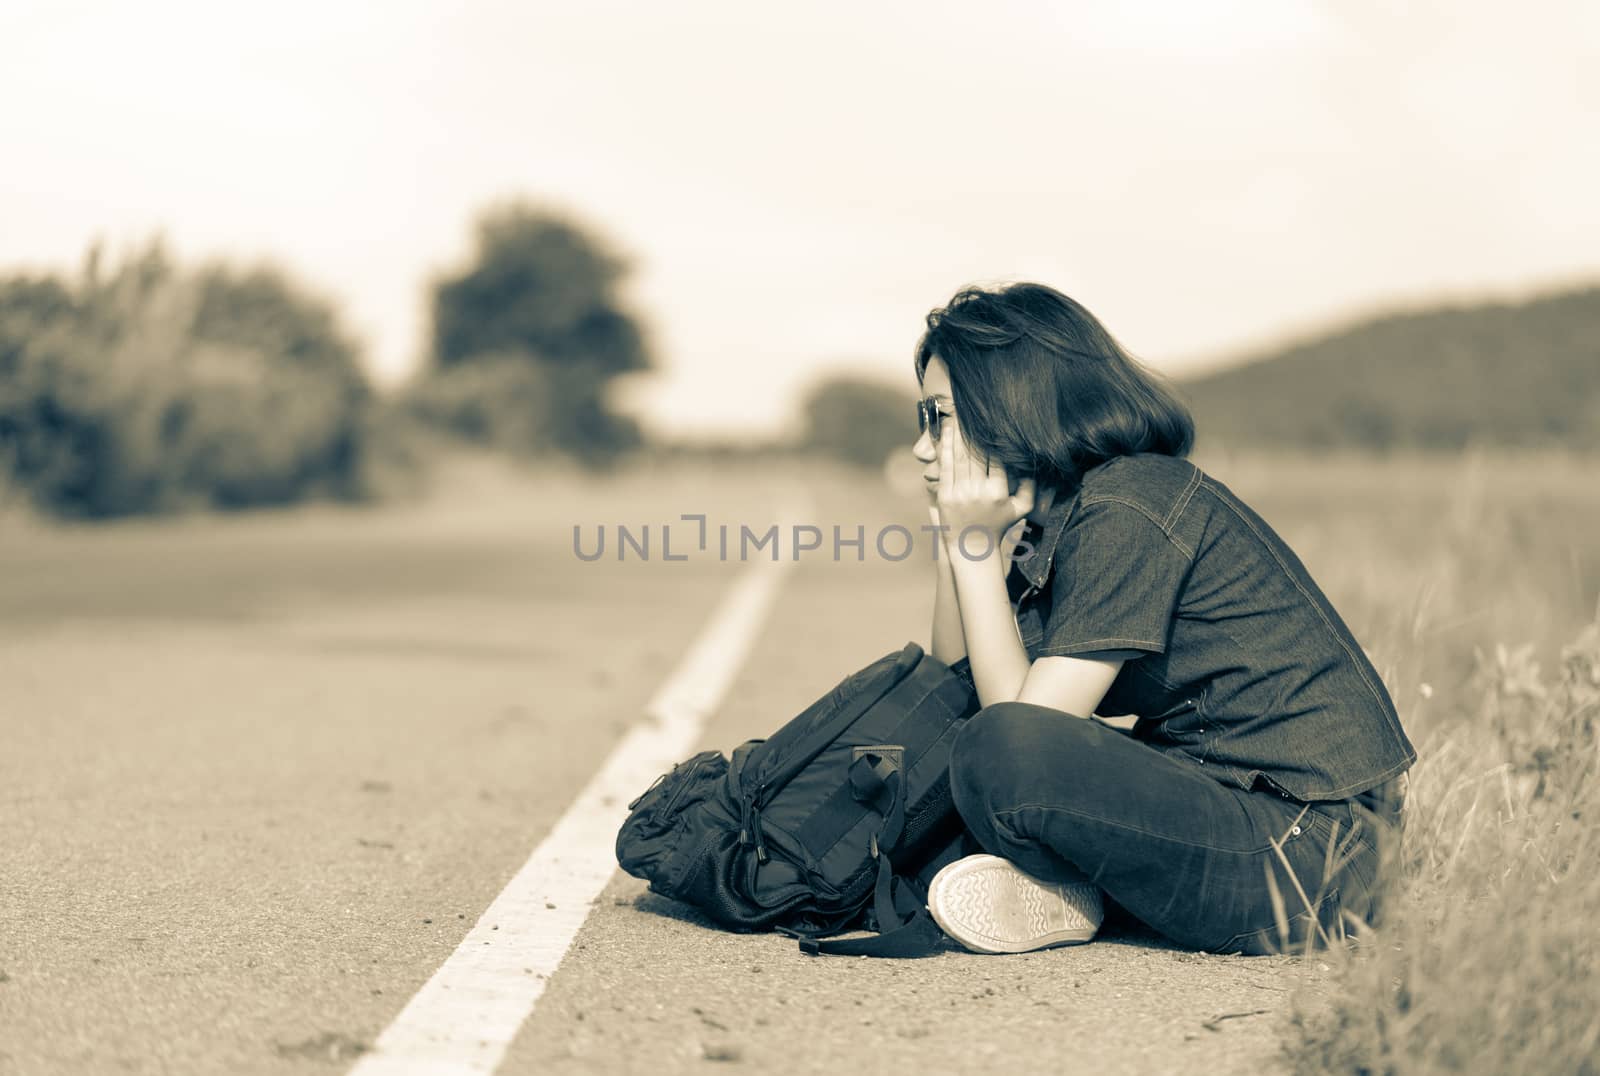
[1176,284,1600,452]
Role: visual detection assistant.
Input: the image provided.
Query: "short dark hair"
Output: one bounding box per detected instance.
[913,281,1194,493]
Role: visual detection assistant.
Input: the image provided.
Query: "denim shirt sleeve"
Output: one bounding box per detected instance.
[1037,498,1194,658]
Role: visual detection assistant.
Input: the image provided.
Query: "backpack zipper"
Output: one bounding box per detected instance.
[739,795,770,863]
[626,770,669,812]
[649,753,713,820]
[742,778,774,864]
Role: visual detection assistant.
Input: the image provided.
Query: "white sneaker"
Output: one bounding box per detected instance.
[926,853,1104,954]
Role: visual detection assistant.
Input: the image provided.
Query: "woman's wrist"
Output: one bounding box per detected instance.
[946,539,1029,707]
[948,535,1012,581]
[927,503,953,567]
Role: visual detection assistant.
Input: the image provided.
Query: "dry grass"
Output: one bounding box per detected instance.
[1282,619,1599,1075]
[1185,450,1600,1075]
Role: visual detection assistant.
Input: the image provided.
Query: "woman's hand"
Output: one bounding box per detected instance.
[935,415,1036,561]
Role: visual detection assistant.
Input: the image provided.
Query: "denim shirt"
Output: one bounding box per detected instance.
[949,452,1417,802]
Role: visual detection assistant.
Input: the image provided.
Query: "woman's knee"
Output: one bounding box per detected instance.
[949,702,1094,809]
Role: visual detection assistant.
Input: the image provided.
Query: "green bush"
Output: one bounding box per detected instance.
[0,239,376,518]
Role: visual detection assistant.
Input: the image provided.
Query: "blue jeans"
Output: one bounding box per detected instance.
[947,703,1402,955]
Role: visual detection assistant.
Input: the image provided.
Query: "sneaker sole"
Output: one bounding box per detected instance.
[927,853,1103,954]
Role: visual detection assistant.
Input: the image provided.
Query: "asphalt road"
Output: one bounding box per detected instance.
[0,458,1329,1074]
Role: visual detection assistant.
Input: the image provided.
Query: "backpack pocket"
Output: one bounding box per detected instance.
[615,750,730,890]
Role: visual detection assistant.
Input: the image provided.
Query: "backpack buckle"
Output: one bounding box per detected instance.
[851,745,904,771]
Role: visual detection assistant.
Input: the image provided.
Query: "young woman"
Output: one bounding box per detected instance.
[911,282,1415,956]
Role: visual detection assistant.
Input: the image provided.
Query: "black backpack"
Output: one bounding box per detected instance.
[614,641,982,957]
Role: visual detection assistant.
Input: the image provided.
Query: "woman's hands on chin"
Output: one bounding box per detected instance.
[934,416,1036,561]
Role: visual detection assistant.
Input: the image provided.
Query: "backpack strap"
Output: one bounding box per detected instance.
[794,768,947,958]
[797,907,945,957]
[797,856,945,957]
[869,773,907,924]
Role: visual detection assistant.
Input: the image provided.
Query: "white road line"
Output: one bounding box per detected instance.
[349,491,809,1076]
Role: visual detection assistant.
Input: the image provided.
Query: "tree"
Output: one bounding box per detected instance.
[799,372,915,468]
[420,201,653,466]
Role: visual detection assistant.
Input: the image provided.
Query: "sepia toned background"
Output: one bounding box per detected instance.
[2,2,1597,1073]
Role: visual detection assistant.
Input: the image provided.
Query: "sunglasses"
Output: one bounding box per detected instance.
[916,397,945,442]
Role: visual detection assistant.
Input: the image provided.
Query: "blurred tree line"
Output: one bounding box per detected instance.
[0,196,921,521]
[0,202,656,519]
[4,206,1595,519]
[0,240,374,518]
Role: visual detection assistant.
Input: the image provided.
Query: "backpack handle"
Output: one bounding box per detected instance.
[848,747,903,814]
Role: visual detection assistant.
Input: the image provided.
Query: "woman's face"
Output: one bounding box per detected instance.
[912,355,955,492]
[914,353,1056,525]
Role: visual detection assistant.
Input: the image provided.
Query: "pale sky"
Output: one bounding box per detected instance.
[3,0,1597,439]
